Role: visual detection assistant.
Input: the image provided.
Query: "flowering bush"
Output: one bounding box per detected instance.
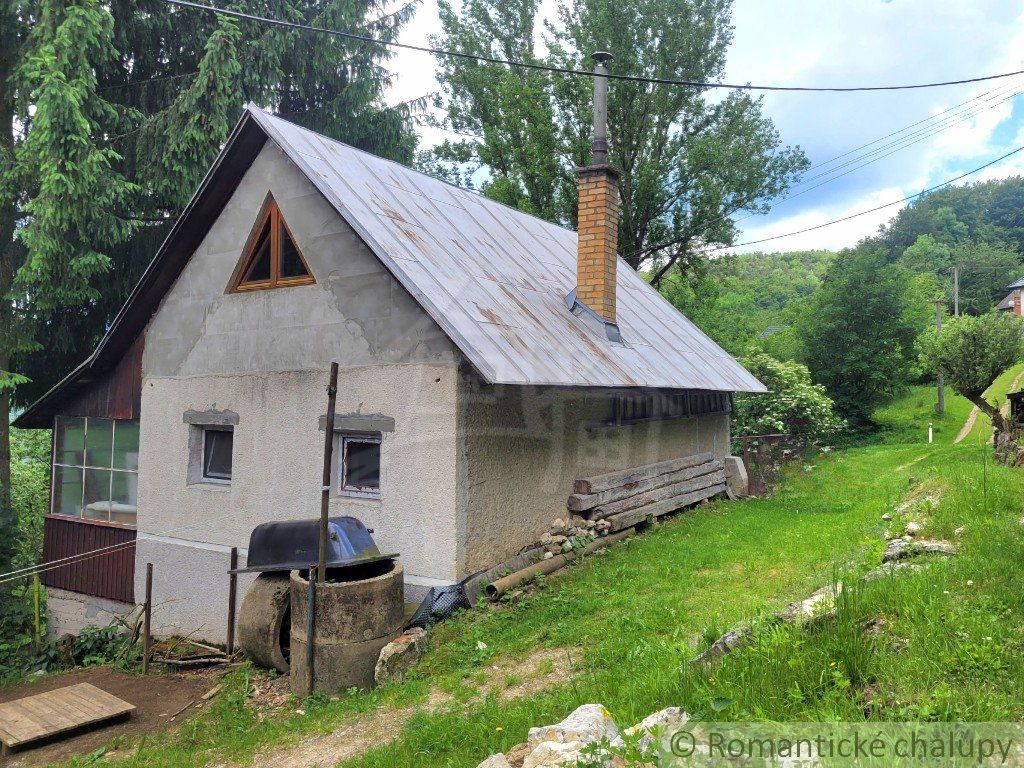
[734,352,845,441]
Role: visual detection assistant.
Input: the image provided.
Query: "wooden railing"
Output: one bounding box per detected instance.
[41,516,136,604]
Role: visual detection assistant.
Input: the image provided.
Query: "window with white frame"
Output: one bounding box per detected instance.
[332,433,381,497]
[52,416,139,525]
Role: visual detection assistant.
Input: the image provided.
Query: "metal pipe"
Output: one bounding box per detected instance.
[318,362,339,582]
[142,562,153,674]
[485,528,634,601]
[305,564,317,696]
[226,547,238,656]
[33,573,40,651]
[590,51,613,164]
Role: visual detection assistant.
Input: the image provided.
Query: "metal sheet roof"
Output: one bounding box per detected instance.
[249,107,764,392]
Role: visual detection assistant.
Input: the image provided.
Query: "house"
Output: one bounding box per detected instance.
[997,277,1024,315]
[13,104,764,643]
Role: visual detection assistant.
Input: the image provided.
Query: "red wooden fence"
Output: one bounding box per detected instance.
[41,516,136,604]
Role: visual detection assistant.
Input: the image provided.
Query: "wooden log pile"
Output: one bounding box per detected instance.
[568,452,726,532]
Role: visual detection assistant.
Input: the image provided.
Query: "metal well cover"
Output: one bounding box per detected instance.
[236,516,396,574]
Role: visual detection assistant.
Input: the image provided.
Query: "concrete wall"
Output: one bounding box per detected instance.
[132,142,462,642]
[45,588,135,640]
[457,377,729,574]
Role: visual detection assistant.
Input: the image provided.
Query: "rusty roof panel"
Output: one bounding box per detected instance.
[249,107,765,392]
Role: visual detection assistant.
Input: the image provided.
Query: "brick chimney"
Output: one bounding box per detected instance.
[1015,290,1022,316]
[570,52,621,341]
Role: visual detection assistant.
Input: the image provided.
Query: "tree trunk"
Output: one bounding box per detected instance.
[0,358,9,513]
[1,1,19,570]
[967,391,1010,435]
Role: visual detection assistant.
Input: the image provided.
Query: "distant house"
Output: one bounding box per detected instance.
[997,277,1024,315]
[13,105,763,643]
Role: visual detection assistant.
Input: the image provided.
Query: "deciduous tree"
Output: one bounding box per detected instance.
[430,0,807,278]
[920,311,1024,434]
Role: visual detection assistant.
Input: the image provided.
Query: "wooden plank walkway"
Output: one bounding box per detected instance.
[0,682,135,751]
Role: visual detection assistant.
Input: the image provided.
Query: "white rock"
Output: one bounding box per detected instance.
[881,513,892,521]
[904,521,922,536]
[543,551,554,560]
[954,526,965,537]
[522,741,586,768]
[477,754,513,768]
[624,707,690,751]
[527,704,619,750]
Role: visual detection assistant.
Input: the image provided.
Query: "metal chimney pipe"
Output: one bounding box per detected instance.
[591,51,613,164]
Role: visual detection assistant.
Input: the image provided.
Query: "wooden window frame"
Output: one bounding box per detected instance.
[228,194,315,293]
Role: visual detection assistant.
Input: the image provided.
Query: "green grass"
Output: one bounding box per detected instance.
[872,385,973,445]
[50,389,1024,767]
[964,361,1024,444]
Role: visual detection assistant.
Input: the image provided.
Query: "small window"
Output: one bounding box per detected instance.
[229,195,314,292]
[202,429,233,482]
[333,433,381,497]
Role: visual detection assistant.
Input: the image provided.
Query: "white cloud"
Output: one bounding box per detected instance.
[384,0,1024,251]
[731,186,908,253]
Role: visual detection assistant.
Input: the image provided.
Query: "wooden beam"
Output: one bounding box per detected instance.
[568,459,722,512]
[605,483,728,532]
[589,470,726,521]
[573,452,714,495]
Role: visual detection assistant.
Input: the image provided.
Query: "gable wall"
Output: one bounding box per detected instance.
[134,143,463,642]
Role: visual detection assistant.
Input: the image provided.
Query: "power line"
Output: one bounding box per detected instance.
[638,81,1024,271]
[711,144,1024,253]
[731,86,1024,220]
[810,80,1022,170]
[797,84,1023,187]
[164,0,1024,94]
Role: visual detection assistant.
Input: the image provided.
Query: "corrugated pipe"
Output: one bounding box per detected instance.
[484,528,634,601]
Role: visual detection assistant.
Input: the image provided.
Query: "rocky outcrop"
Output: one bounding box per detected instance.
[624,707,690,752]
[526,704,620,750]
[882,538,956,563]
[476,704,691,768]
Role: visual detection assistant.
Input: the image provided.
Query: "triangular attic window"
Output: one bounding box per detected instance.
[229,196,314,292]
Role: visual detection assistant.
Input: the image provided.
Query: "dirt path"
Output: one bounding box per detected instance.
[241,647,576,768]
[953,407,980,444]
[954,368,1024,444]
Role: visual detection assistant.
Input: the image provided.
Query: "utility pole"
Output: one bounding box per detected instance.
[952,265,960,316]
[318,362,338,582]
[934,299,945,416]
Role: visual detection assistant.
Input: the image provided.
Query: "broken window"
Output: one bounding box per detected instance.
[229,195,314,292]
[333,433,381,498]
[202,428,234,482]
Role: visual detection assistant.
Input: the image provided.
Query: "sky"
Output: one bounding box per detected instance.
[383,0,1024,253]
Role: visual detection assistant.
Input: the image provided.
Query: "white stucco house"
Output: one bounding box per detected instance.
[14,105,763,643]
